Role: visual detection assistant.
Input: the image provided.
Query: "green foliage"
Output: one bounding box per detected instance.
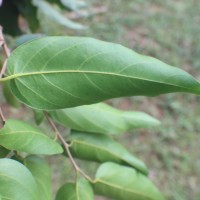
[56,178,94,200]
[6,37,200,110]
[69,131,148,175]
[94,162,164,200]
[50,102,160,134]
[0,158,39,200]
[24,156,53,200]
[0,33,199,199]
[0,119,63,154]
[0,0,86,36]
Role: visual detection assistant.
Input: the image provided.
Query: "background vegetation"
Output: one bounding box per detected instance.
[1,0,200,199]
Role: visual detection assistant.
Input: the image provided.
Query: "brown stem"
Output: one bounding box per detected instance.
[0,26,9,126]
[0,26,10,58]
[0,59,7,79]
[0,107,6,125]
[44,112,94,183]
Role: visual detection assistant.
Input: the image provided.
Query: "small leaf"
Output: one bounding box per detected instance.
[56,178,94,200]
[50,103,160,134]
[69,131,148,175]
[3,81,20,108]
[0,119,63,155]
[32,0,85,30]
[0,158,39,200]
[94,162,165,200]
[5,37,200,110]
[0,146,9,158]
[33,109,45,125]
[24,156,53,200]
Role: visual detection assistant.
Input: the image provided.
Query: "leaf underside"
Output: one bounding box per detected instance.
[6,36,200,110]
[50,102,160,135]
[24,156,53,200]
[94,162,165,200]
[0,158,39,200]
[55,178,94,200]
[0,119,63,155]
[69,131,148,175]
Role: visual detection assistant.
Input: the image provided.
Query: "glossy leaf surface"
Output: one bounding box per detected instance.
[69,131,148,175]
[94,162,164,200]
[51,103,160,134]
[6,36,200,110]
[0,158,39,200]
[24,156,53,200]
[55,179,94,200]
[0,119,63,154]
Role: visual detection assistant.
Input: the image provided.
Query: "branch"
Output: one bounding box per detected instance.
[44,112,94,183]
[0,26,10,58]
[0,107,5,125]
[0,26,8,125]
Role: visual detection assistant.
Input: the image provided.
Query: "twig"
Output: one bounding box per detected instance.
[0,59,7,79]
[0,107,6,125]
[0,26,10,58]
[44,112,94,183]
[0,26,8,126]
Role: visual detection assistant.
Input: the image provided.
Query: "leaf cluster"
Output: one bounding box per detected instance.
[0,0,86,36]
[1,36,200,199]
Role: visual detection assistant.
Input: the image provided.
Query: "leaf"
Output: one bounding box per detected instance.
[69,131,148,175]
[24,156,53,200]
[0,158,39,200]
[0,146,9,158]
[3,81,20,108]
[55,178,94,200]
[32,0,85,30]
[0,0,21,36]
[94,162,165,200]
[13,0,39,32]
[0,119,63,155]
[33,109,45,125]
[15,34,45,47]
[50,103,160,134]
[46,0,87,11]
[5,36,200,110]
[60,0,87,11]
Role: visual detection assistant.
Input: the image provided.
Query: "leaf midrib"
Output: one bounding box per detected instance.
[1,70,197,92]
[71,140,145,173]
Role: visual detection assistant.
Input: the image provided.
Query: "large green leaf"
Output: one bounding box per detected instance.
[5,36,200,110]
[69,131,148,175]
[0,119,63,155]
[55,178,94,200]
[0,158,39,200]
[94,162,164,200]
[50,103,160,134]
[24,156,53,200]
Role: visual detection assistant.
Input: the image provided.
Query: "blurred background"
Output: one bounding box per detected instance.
[0,0,200,199]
